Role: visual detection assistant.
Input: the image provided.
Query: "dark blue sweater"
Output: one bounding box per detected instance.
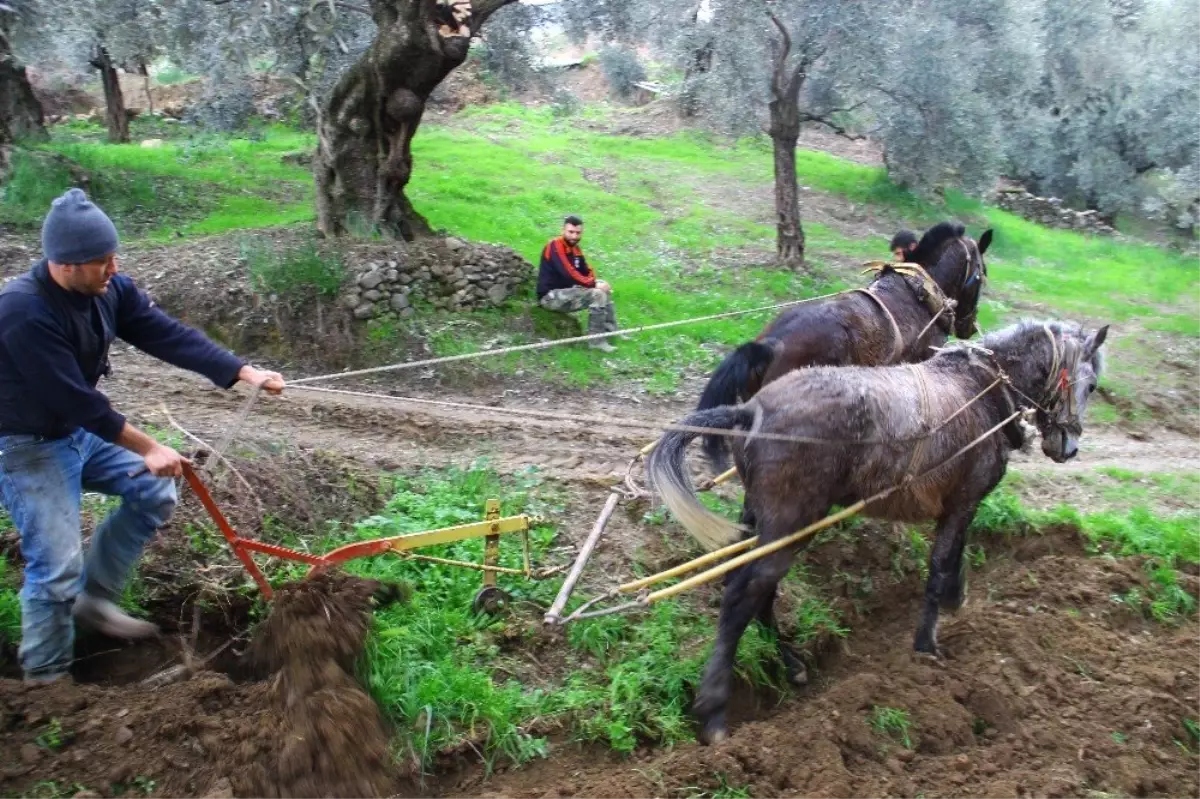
[0,260,244,442]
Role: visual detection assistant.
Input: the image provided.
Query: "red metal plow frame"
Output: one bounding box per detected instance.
[182,464,534,601]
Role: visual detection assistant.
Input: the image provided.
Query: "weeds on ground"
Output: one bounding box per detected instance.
[26,781,89,799]
[869,705,915,749]
[241,236,346,300]
[677,773,755,799]
[265,462,833,771]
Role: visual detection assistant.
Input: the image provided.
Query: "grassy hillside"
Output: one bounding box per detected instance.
[3,107,1194,415]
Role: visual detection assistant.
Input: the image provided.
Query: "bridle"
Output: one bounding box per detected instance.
[951,238,985,335]
[971,325,1085,435]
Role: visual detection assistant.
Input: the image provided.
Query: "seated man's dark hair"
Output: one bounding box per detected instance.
[890,229,918,250]
[564,215,584,226]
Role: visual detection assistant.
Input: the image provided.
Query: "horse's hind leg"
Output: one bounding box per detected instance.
[757,584,808,685]
[914,501,980,656]
[694,550,792,745]
[738,504,807,682]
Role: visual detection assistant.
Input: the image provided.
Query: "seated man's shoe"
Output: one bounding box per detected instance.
[589,340,617,353]
[72,593,159,639]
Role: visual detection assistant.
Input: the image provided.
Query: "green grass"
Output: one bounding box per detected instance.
[868,705,915,748]
[5,104,1194,417]
[241,235,346,300]
[254,462,834,771]
[1,120,314,240]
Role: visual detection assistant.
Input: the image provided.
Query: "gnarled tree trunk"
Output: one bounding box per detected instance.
[769,101,804,266]
[91,46,129,144]
[314,0,515,240]
[767,15,808,268]
[0,29,47,144]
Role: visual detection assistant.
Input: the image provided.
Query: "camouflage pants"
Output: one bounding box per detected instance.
[539,287,618,334]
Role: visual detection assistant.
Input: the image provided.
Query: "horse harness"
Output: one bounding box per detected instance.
[954,325,1085,450]
[857,261,956,365]
[856,236,988,364]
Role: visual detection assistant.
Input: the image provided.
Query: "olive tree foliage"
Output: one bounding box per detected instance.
[160,0,376,131]
[1014,0,1199,227]
[871,0,1042,197]
[472,1,543,92]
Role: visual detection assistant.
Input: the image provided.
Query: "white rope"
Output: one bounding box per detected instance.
[289,291,848,386]
[290,376,1009,448]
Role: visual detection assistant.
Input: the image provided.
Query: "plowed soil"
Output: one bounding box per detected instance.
[1,527,1194,799]
[457,533,1200,799]
[0,573,404,799]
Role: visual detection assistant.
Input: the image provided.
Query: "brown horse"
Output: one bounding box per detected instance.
[698,221,992,471]
[648,319,1109,744]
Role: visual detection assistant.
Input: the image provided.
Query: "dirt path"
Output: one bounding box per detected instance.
[105,348,1199,490]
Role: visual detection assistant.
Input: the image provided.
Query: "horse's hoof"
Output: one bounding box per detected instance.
[702,726,729,745]
[788,664,810,686]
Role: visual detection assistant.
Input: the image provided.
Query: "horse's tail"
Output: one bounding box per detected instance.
[696,339,778,472]
[647,405,758,552]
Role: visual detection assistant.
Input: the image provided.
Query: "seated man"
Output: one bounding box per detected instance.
[890,229,919,262]
[536,215,619,352]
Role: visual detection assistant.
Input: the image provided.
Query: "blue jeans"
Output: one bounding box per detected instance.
[0,430,177,679]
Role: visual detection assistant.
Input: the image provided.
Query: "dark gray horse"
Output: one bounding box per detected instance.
[647,319,1109,744]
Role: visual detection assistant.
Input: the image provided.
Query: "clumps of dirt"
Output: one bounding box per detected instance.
[459,531,1200,799]
[0,572,406,798]
[241,572,399,798]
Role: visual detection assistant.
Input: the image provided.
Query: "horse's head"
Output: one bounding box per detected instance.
[911,222,992,339]
[950,229,991,339]
[1034,323,1109,462]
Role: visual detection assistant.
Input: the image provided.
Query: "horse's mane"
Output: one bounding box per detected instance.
[910,221,966,267]
[938,318,1105,374]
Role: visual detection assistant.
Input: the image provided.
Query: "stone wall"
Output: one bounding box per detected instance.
[341,237,534,320]
[994,188,1117,235]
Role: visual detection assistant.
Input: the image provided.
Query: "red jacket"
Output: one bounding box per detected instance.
[537,237,596,299]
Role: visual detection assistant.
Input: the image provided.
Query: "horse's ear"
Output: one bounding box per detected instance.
[1085,325,1109,357]
[977,228,993,255]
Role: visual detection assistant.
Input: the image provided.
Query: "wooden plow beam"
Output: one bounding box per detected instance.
[182,464,546,612]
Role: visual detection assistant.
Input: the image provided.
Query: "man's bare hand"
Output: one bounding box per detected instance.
[144,443,190,478]
[596,280,612,295]
[238,364,285,395]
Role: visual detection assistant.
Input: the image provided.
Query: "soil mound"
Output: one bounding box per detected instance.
[244,572,396,798]
[0,572,401,799]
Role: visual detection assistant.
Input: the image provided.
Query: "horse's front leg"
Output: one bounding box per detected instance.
[913,500,980,657]
[694,551,789,745]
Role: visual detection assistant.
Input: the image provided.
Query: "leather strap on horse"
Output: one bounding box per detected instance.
[853,287,905,364]
[862,261,957,339]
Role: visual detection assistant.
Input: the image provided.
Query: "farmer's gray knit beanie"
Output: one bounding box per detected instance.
[41,188,119,264]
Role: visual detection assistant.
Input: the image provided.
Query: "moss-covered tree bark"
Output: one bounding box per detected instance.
[314,0,515,240]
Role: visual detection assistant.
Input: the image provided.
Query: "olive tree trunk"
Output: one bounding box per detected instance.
[91,46,129,144]
[314,0,515,240]
[0,29,47,143]
[769,99,804,266]
[766,14,809,268]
